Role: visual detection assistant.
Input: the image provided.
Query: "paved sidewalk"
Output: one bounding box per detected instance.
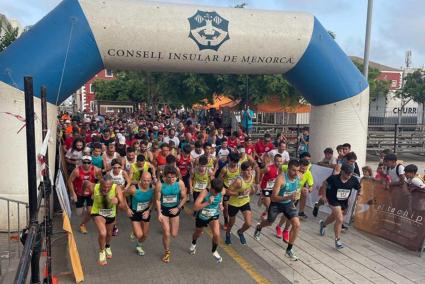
[52,193,425,284]
[53,205,287,284]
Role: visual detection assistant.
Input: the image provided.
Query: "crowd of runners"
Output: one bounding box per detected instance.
[59,109,425,266]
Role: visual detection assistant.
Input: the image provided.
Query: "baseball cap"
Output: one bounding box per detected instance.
[341,163,354,174]
[82,155,92,162]
[119,136,126,145]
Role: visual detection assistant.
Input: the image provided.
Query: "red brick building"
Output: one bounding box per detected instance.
[79,69,114,112]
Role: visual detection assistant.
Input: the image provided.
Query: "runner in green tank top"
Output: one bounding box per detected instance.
[189,178,225,263]
[254,159,302,261]
[123,172,154,256]
[155,165,187,263]
[91,175,125,266]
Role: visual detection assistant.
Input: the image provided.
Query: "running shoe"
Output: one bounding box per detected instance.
[129,232,135,241]
[136,244,145,256]
[98,250,107,266]
[335,238,344,249]
[254,225,261,241]
[285,249,299,261]
[237,230,247,245]
[162,250,171,263]
[189,243,197,255]
[79,224,88,234]
[298,212,308,219]
[282,230,290,243]
[313,199,324,217]
[212,251,223,263]
[319,220,326,236]
[312,202,319,217]
[225,232,232,245]
[105,246,112,259]
[275,225,282,239]
[112,225,119,236]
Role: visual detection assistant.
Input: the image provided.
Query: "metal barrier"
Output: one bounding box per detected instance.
[367,124,425,154]
[12,77,54,284]
[248,122,425,155]
[0,197,29,278]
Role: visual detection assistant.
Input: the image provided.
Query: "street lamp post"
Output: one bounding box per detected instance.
[363,0,374,79]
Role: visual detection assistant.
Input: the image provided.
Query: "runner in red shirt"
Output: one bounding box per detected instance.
[68,156,102,234]
[177,144,192,201]
[244,137,255,157]
[259,154,283,219]
[238,127,247,145]
[255,133,274,167]
[227,131,240,151]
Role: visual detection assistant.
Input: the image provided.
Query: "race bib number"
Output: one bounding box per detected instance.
[228,178,237,186]
[295,191,301,200]
[336,188,351,200]
[163,195,178,204]
[136,202,150,212]
[266,180,276,190]
[200,208,217,218]
[99,208,113,217]
[238,190,250,199]
[195,181,207,190]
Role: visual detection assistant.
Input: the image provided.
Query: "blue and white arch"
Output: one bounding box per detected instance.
[0,0,369,207]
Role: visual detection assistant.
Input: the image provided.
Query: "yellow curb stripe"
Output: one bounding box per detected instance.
[183,207,270,284]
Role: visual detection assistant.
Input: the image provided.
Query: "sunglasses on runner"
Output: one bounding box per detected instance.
[82,161,91,164]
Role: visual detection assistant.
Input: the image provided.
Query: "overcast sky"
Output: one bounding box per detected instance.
[1,0,424,69]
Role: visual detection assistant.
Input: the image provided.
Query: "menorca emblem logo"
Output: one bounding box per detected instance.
[188,10,230,51]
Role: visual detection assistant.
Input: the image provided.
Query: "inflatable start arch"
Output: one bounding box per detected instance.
[0,0,369,214]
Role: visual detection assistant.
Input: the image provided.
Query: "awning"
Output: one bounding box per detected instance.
[251,96,311,113]
[193,94,241,110]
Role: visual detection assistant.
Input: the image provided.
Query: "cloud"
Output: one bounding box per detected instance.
[378,0,425,68]
[271,0,353,15]
[0,0,61,26]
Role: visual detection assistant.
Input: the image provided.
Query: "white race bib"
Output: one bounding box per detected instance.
[136,202,150,212]
[195,181,207,190]
[200,208,217,218]
[228,177,237,186]
[238,190,250,199]
[336,188,351,200]
[266,180,276,190]
[163,195,178,204]
[99,208,113,217]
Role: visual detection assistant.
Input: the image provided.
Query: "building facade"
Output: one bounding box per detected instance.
[78,69,114,112]
[370,68,423,125]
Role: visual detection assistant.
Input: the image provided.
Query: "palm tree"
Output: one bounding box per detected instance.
[0,16,19,52]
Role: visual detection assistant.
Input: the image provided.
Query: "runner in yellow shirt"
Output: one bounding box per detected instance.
[224,161,256,245]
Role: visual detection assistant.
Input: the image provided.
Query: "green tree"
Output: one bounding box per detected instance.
[94,71,303,109]
[93,71,218,109]
[352,61,391,101]
[216,74,302,107]
[0,18,19,52]
[396,70,425,124]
